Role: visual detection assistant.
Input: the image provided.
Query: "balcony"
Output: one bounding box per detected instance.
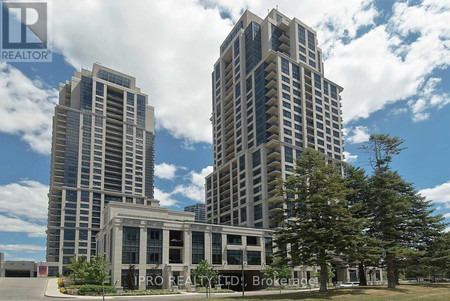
[265,79,277,90]
[267,132,279,141]
[266,96,277,106]
[279,33,290,44]
[267,157,281,168]
[265,70,276,81]
[277,18,289,31]
[266,104,278,115]
[267,167,281,177]
[267,148,281,158]
[266,122,279,133]
[265,61,276,73]
[265,87,277,98]
[225,61,232,73]
[266,114,278,124]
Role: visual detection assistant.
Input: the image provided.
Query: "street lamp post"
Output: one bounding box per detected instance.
[241,261,245,296]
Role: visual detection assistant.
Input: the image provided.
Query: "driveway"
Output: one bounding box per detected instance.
[0,277,314,301]
[0,278,49,300]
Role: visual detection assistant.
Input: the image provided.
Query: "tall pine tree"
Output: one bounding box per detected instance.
[273,149,362,292]
[362,134,445,288]
[344,165,383,285]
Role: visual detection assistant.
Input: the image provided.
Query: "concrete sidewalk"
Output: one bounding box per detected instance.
[44,279,317,300]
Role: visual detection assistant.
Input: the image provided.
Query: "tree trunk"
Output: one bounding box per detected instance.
[358,262,367,286]
[394,263,399,285]
[386,254,396,289]
[319,262,328,292]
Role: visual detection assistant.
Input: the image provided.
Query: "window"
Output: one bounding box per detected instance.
[281,57,289,75]
[298,25,306,45]
[241,207,247,222]
[192,232,205,264]
[227,234,242,245]
[64,229,75,241]
[292,64,300,80]
[79,230,88,241]
[307,31,315,51]
[283,110,291,118]
[147,229,162,264]
[247,251,261,265]
[239,155,245,171]
[122,227,140,264]
[285,146,293,163]
[146,269,162,289]
[212,233,222,264]
[254,204,262,220]
[227,250,242,265]
[235,82,241,98]
[265,237,273,264]
[247,236,258,246]
[169,249,182,264]
[252,149,261,167]
[121,269,139,290]
[95,82,104,96]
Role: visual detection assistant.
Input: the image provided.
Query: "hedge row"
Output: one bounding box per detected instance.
[78,285,116,295]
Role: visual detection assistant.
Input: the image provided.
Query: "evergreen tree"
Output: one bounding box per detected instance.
[125,264,136,290]
[344,165,383,285]
[273,149,362,292]
[361,134,445,288]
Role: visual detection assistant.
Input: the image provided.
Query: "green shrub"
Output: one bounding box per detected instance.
[78,285,116,295]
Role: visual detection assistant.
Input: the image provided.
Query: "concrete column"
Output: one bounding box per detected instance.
[138,226,147,290]
[204,231,212,263]
[183,230,190,265]
[163,268,173,290]
[242,236,247,264]
[112,226,123,288]
[162,229,170,265]
[221,234,226,265]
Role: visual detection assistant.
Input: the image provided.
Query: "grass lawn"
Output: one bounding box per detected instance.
[189,284,450,301]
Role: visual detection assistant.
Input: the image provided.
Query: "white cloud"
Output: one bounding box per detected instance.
[325,0,450,123]
[154,165,213,205]
[0,62,58,154]
[0,180,48,238]
[1,0,448,151]
[419,180,450,209]
[0,215,46,237]
[46,0,377,146]
[443,212,450,219]
[343,151,358,163]
[0,244,46,253]
[172,166,213,203]
[154,187,179,207]
[344,126,370,144]
[0,180,48,220]
[155,163,178,180]
[408,78,450,122]
[50,0,233,145]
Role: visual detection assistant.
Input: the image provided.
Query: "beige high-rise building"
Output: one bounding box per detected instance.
[46,63,156,274]
[205,9,344,228]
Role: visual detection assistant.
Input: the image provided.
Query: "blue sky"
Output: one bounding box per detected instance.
[0,0,449,262]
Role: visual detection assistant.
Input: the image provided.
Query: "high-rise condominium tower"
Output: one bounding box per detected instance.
[184,203,206,222]
[46,64,155,273]
[205,10,344,228]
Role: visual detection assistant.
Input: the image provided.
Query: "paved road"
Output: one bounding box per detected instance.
[0,277,310,301]
[0,278,49,300]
